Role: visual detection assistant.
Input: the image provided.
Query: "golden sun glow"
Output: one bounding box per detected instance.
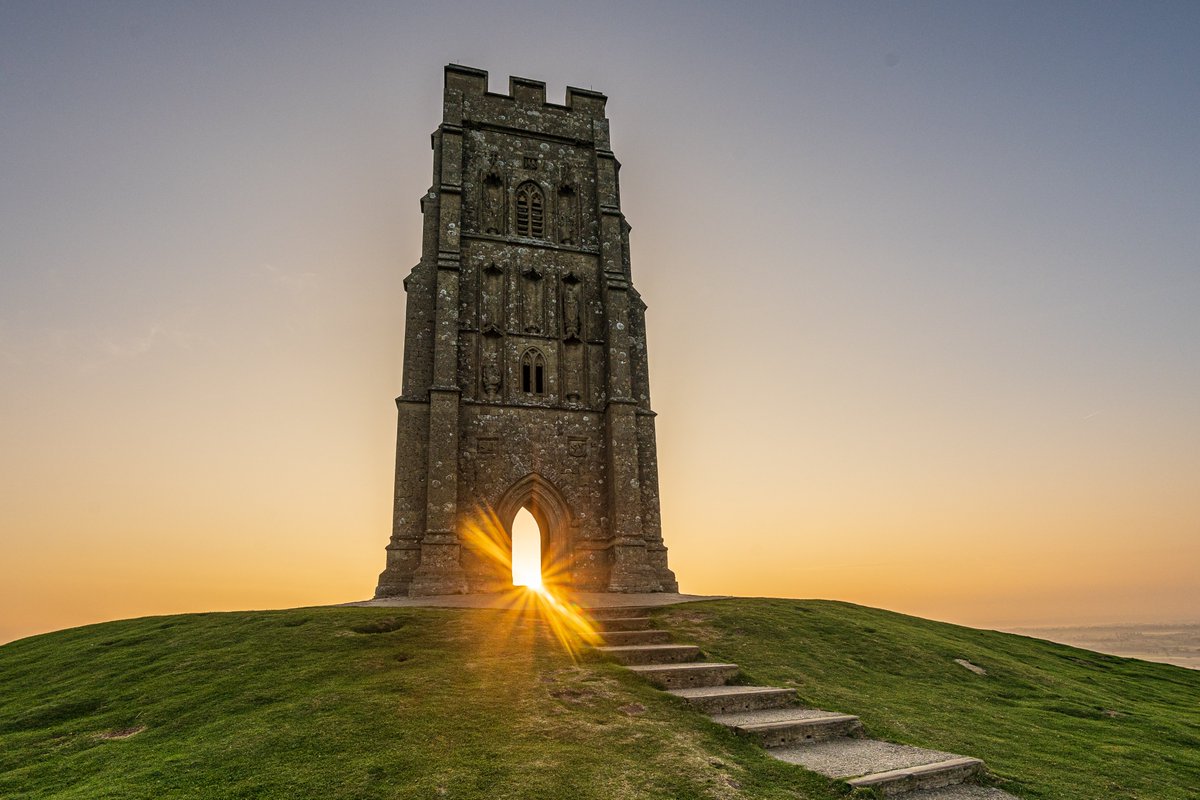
[456,503,602,659]
[510,507,542,590]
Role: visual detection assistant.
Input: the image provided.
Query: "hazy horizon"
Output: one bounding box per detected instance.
[2,2,1198,645]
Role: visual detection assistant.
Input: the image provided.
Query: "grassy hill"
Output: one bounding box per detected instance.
[659,600,1200,800]
[0,599,1196,799]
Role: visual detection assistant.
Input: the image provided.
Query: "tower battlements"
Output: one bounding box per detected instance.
[444,64,608,117]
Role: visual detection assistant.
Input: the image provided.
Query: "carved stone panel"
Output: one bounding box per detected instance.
[562,272,582,341]
[564,340,584,404]
[481,329,503,401]
[481,261,504,332]
[520,266,544,334]
[557,184,578,245]
[482,171,504,235]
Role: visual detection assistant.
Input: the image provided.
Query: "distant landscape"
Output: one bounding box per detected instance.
[1006,623,1200,670]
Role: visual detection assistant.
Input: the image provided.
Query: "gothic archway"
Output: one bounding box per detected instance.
[495,473,575,590]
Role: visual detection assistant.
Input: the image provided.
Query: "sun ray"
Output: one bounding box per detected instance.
[457,502,600,659]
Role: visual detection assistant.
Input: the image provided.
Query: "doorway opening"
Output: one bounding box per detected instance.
[510,506,543,590]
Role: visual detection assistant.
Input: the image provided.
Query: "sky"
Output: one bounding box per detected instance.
[1,1,1197,644]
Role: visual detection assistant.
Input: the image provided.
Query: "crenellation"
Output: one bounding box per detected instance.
[447,63,608,115]
[566,86,607,114]
[444,63,489,98]
[509,76,547,105]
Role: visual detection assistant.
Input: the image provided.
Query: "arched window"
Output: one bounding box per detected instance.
[515,181,544,238]
[521,348,546,395]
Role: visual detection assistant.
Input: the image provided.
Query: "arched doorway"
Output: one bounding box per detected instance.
[510,507,542,588]
[495,473,574,591]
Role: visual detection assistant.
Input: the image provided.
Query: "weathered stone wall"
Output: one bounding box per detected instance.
[455,241,608,408]
[375,64,677,597]
[458,405,609,590]
[378,401,428,596]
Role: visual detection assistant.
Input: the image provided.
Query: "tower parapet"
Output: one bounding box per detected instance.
[442,64,609,145]
[445,64,608,113]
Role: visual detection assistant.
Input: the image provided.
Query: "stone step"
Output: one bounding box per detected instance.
[770,738,983,795]
[903,786,1019,799]
[669,685,798,714]
[600,629,673,646]
[849,758,985,796]
[587,606,655,620]
[592,626,1010,798]
[596,644,700,666]
[593,616,652,632]
[723,711,863,748]
[709,706,840,727]
[627,662,740,689]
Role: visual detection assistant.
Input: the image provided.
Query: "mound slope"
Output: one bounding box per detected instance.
[1,599,1196,799]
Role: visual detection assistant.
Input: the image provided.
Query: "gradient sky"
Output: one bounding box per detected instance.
[2,1,1198,644]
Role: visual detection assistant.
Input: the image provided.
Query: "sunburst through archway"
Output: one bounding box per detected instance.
[458,503,601,659]
[510,507,543,590]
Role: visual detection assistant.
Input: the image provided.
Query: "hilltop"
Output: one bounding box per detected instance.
[1,599,1197,799]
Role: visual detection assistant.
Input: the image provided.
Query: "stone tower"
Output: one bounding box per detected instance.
[374,65,678,597]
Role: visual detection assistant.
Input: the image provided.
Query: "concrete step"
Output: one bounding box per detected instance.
[903,787,1019,800]
[587,606,655,620]
[848,758,984,796]
[723,711,863,748]
[669,685,798,714]
[600,629,673,646]
[593,616,652,632]
[627,662,739,689]
[770,738,983,795]
[596,644,700,666]
[709,706,841,727]
[739,714,864,748]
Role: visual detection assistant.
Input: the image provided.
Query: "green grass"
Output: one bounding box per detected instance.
[1,600,1197,799]
[0,606,837,800]
[656,599,1200,800]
